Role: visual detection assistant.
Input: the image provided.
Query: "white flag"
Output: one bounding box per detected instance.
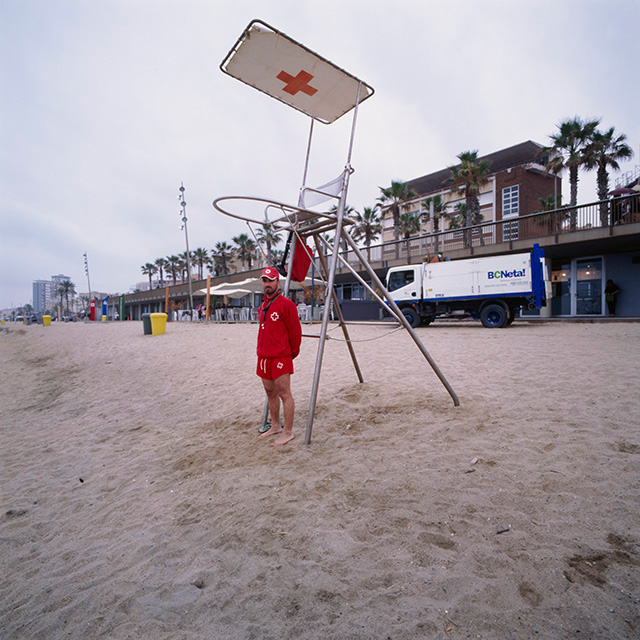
[301,174,344,208]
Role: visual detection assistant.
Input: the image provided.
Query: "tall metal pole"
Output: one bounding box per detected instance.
[305,82,363,445]
[179,183,195,317]
[83,252,92,313]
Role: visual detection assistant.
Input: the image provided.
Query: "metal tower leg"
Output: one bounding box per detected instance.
[312,234,364,383]
[341,228,460,407]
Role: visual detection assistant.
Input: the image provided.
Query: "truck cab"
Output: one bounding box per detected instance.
[388,266,421,301]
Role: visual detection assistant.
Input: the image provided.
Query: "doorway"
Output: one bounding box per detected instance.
[551,257,603,316]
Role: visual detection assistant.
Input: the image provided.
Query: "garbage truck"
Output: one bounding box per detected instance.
[386,244,550,328]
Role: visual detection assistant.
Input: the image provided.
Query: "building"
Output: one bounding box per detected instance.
[380,140,560,258]
[371,141,640,318]
[32,274,72,314]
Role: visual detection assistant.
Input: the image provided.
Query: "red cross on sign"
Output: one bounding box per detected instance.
[276,69,318,96]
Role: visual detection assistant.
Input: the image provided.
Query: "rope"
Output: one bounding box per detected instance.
[305,324,404,343]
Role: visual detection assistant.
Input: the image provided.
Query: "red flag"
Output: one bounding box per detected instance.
[291,242,313,282]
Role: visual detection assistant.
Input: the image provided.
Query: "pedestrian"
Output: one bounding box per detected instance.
[256,267,302,446]
[604,279,620,317]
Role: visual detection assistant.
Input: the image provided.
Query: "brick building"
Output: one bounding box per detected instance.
[380,140,560,253]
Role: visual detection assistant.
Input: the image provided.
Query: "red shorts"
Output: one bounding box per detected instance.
[256,356,294,380]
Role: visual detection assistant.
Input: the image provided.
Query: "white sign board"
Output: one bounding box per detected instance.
[220,20,374,124]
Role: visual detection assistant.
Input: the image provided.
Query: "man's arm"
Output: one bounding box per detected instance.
[287,300,302,358]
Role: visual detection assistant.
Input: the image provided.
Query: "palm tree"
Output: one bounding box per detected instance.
[56,280,76,315]
[328,204,357,253]
[316,233,334,261]
[232,233,256,271]
[270,248,284,265]
[545,117,600,230]
[256,223,282,266]
[212,241,235,276]
[351,206,382,260]
[534,194,566,234]
[77,295,90,317]
[246,240,257,270]
[378,181,417,259]
[583,127,634,226]
[192,247,209,279]
[448,150,491,248]
[166,255,181,285]
[399,212,422,263]
[154,257,168,287]
[421,195,449,255]
[141,263,158,290]
[448,202,466,230]
[178,251,194,282]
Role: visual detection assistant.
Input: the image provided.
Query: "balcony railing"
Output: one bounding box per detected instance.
[336,193,640,267]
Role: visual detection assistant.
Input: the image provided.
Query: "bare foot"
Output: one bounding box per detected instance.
[271,432,294,446]
[258,426,283,439]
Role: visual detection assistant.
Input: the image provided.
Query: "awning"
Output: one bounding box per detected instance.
[196,276,318,297]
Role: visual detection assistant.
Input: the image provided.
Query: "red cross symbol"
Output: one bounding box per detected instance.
[276,69,318,97]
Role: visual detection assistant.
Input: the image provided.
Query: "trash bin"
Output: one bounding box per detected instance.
[150,312,167,336]
[43,315,51,326]
[142,313,152,335]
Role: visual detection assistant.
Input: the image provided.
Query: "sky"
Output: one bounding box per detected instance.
[1,0,638,309]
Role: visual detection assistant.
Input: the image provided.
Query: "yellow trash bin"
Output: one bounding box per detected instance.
[150,312,167,336]
[43,315,51,326]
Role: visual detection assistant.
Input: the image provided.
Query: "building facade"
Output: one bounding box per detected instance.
[380,141,560,258]
[32,274,72,314]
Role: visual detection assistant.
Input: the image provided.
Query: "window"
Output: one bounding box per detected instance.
[388,269,415,292]
[501,219,519,242]
[503,185,519,218]
[335,283,367,301]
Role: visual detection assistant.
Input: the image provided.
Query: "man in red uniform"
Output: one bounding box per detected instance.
[256,267,302,446]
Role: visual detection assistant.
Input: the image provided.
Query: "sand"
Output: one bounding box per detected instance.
[1,319,639,639]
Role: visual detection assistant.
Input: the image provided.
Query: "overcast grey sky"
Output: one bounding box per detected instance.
[1,0,638,309]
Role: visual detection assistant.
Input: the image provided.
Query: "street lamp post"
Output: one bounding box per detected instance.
[83,252,92,316]
[179,183,195,318]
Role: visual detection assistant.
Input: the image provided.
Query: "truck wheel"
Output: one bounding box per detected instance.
[401,307,420,328]
[480,303,508,328]
[505,308,516,326]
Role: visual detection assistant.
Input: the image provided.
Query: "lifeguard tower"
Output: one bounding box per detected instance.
[214,20,459,444]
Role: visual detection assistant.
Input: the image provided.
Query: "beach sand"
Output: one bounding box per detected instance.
[1,319,639,639]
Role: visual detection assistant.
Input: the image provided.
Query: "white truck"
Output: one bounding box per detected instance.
[386,244,550,328]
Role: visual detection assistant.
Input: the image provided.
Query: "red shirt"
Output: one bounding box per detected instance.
[256,292,302,359]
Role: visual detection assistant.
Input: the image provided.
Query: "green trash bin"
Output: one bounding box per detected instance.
[142,313,152,335]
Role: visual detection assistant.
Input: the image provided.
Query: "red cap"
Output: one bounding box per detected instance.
[261,267,280,281]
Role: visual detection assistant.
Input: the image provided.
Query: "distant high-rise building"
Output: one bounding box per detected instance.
[32,280,50,314]
[32,275,71,314]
